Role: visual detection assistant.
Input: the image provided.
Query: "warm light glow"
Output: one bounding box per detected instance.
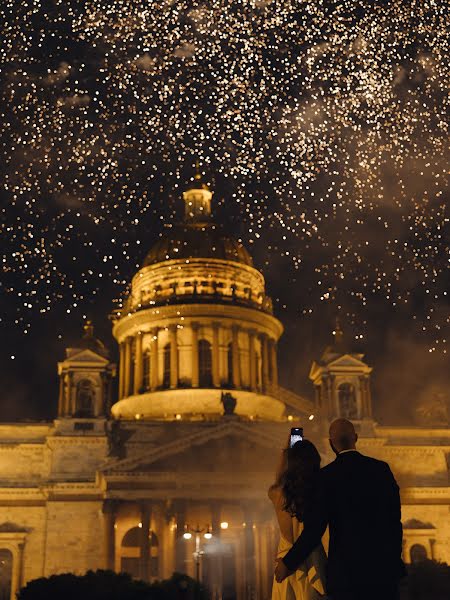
[287,415,294,421]
[138,522,142,528]
[204,532,212,539]
[175,414,182,420]
[220,521,229,530]
[135,413,141,420]
[183,532,192,540]
[309,414,315,421]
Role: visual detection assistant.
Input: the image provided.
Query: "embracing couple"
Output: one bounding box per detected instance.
[269,418,405,600]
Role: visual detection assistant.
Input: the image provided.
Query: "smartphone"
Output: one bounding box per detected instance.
[290,427,304,448]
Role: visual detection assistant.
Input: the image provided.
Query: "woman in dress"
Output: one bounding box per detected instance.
[269,439,327,600]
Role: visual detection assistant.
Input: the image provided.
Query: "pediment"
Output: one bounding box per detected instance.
[63,348,110,364]
[325,354,368,369]
[102,421,284,475]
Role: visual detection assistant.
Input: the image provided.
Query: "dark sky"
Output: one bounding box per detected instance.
[1,1,448,423]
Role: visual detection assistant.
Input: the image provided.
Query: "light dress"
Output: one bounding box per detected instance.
[272,514,328,600]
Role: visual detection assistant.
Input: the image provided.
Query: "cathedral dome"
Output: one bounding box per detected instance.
[143,223,253,268]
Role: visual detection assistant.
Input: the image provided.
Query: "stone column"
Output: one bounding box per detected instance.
[191,322,200,388]
[329,374,336,417]
[232,325,241,388]
[364,376,373,418]
[134,332,143,394]
[140,503,151,581]
[269,338,278,387]
[123,337,132,398]
[314,384,322,409]
[261,333,269,393]
[67,372,74,415]
[243,506,257,598]
[103,500,117,571]
[119,341,125,399]
[150,328,159,391]
[58,373,64,416]
[210,503,223,600]
[248,329,257,391]
[169,325,178,389]
[174,500,187,574]
[10,544,24,600]
[212,322,220,387]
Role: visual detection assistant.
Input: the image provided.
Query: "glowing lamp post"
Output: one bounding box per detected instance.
[183,524,212,582]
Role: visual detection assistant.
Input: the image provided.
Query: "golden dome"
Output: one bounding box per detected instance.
[143,222,253,267]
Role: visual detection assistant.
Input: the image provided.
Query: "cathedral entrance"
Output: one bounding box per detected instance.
[120,526,159,581]
[0,549,12,600]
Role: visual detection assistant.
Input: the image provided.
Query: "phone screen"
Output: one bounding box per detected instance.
[290,427,303,448]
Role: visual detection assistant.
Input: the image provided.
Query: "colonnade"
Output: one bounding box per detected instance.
[102,498,276,598]
[118,322,278,400]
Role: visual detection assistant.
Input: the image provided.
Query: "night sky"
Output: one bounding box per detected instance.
[1,1,448,423]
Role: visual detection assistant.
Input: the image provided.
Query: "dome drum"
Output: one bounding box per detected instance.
[112,306,282,419]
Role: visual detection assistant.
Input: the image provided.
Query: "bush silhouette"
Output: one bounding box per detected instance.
[405,560,450,600]
[18,570,207,600]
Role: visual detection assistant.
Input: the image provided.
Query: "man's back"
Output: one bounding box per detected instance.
[322,451,403,591]
[282,450,403,595]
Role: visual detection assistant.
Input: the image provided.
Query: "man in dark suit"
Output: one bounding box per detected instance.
[275,418,404,600]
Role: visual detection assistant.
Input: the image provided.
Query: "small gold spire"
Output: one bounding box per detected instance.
[194,159,201,180]
[83,319,94,338]
[334,316,344,345]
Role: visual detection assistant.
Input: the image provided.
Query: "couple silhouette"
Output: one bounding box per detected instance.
[269,419,404,600]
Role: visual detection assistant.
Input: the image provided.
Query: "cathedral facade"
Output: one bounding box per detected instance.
[1,175,449,600]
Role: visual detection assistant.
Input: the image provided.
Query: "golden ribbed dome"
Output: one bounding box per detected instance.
[143,223,253,267]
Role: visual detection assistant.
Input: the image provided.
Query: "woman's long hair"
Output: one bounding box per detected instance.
[281,439,321,521]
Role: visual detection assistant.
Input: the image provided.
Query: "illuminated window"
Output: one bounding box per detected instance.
[338,383,357,419]
[199,339,212,387]
[143,350,151,391]
[75,379,95,417]
[163,343,171,388]
[227,342,233,385]
[120,527,159,580]
[410,544,428,563]
[0,549,12,600]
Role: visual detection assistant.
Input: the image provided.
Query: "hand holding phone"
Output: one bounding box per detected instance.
[290,427,303,448]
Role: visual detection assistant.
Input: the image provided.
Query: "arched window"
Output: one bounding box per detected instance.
[122,526,141,547]
[410,543,428,564]
[338,383,357,419]
[0,549,12,600]
[227,342,233,386]
[120,527,159,581]
[199,339,212,387]
[142,350,151,391]
[75,379,95,417]
[163,343,171,388]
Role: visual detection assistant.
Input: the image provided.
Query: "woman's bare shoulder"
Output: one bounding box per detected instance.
[268,484,283,503]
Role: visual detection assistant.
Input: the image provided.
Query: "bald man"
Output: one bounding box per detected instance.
[275,419,404,600]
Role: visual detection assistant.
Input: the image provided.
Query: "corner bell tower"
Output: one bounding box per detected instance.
[310,319,373,422]
[57,321,116,419]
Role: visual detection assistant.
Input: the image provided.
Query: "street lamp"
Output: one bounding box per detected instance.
[183,524,212,582]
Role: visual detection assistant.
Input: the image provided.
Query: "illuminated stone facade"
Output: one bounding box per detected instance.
[0,176,449,600]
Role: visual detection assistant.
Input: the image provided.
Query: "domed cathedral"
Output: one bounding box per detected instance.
[0,175,449,600]
[110,170,287,422]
